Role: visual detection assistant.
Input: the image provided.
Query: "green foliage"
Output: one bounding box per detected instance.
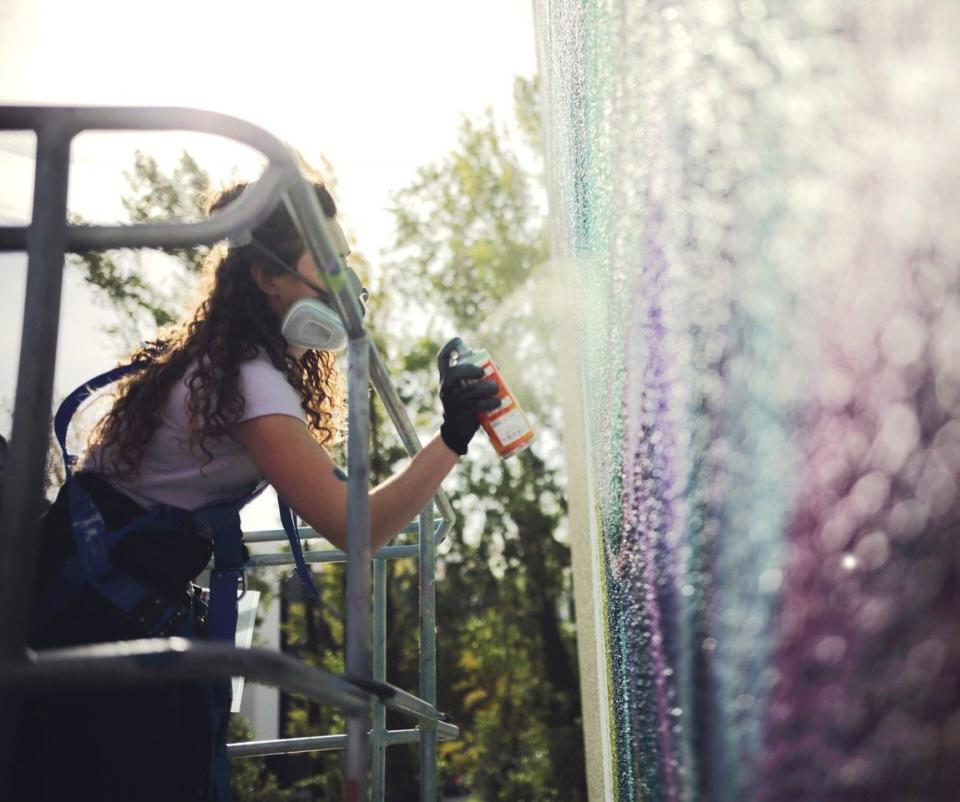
[387,112,544,331]
[276,567,349,800]
[69,150,210,348]
[74,247,178,331]
[513,75,544,154]
[371,74,585,801]
[122,150,211,271]
[437,449,581,802]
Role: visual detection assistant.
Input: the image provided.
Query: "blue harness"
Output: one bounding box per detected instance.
[48,361,319,643]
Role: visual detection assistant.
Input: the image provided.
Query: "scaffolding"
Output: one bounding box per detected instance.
[0,105,455,802]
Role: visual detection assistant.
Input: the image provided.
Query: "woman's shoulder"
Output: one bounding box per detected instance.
[238,349,294,390]
[237,349,305,423]
[242,347,287,372]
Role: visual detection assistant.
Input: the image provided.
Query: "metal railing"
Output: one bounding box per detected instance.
[0,105,455,802]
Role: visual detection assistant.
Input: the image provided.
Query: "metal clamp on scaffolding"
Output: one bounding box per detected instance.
[0,104,456,802]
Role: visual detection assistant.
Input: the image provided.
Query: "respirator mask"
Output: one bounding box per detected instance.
[281,270,368,353]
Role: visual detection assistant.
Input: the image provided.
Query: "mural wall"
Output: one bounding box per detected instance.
[535,2,960,800]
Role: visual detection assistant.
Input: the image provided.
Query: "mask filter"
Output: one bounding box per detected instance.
[281,298,348,352]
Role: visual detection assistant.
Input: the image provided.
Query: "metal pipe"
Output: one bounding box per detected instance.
[351,678,445,723]
[284,176,365,337]
[282,173,377,802]
[0,641,454,726]
[368,344,457,532]
[0,639,367,714]
[0,107,305,254]
[242,519,443,544]
[0,120,73,793]
[372,558,387,802]
[2,644,453,729]
[343,335,372,802]
[418,500,438,802]
[0,171,289,253]
[246,544,419,568]
[228,721,460,759]
[0,124,71,658]
[0,106,295,161]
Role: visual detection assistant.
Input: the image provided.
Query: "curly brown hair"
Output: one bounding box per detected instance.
[91,180,344,477]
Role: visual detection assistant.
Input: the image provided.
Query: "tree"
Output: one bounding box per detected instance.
[74,151,207,329]
[375,76,585,801]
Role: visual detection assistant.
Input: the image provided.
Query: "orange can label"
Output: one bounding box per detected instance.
[475,358,535,458]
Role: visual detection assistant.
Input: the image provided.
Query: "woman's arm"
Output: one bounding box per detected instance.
[232,338,499,552]
[229,414,459,552]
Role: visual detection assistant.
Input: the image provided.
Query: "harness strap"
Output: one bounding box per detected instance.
[197,504,245,642]
[63,481,195,635]
[53,362,133,474]
[278,499,320,599]
[49,360,320,643]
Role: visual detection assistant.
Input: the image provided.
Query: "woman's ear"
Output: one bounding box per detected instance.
[250,263,280,297]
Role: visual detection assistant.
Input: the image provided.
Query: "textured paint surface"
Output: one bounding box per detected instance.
[535,2,960,800]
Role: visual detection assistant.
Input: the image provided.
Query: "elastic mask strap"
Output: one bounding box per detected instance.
[242,235,368,319]
[278,498,320,599]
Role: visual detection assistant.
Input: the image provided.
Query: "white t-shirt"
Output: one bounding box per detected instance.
[83,351,306,511]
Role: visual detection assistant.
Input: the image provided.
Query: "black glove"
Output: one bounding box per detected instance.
[437,338,501,456]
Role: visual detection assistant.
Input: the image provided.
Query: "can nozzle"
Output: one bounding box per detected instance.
[442,336,472,367]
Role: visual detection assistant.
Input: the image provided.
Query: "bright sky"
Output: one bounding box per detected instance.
[0,0,538,526]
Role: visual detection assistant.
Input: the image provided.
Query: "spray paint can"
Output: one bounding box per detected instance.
[452,340,535,458]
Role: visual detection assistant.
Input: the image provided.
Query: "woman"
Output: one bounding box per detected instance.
[10,179,498,801]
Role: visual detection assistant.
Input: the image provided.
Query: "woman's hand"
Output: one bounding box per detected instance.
[437,338,501,456]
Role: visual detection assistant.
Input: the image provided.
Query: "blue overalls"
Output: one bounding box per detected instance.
[23,362,320,801]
